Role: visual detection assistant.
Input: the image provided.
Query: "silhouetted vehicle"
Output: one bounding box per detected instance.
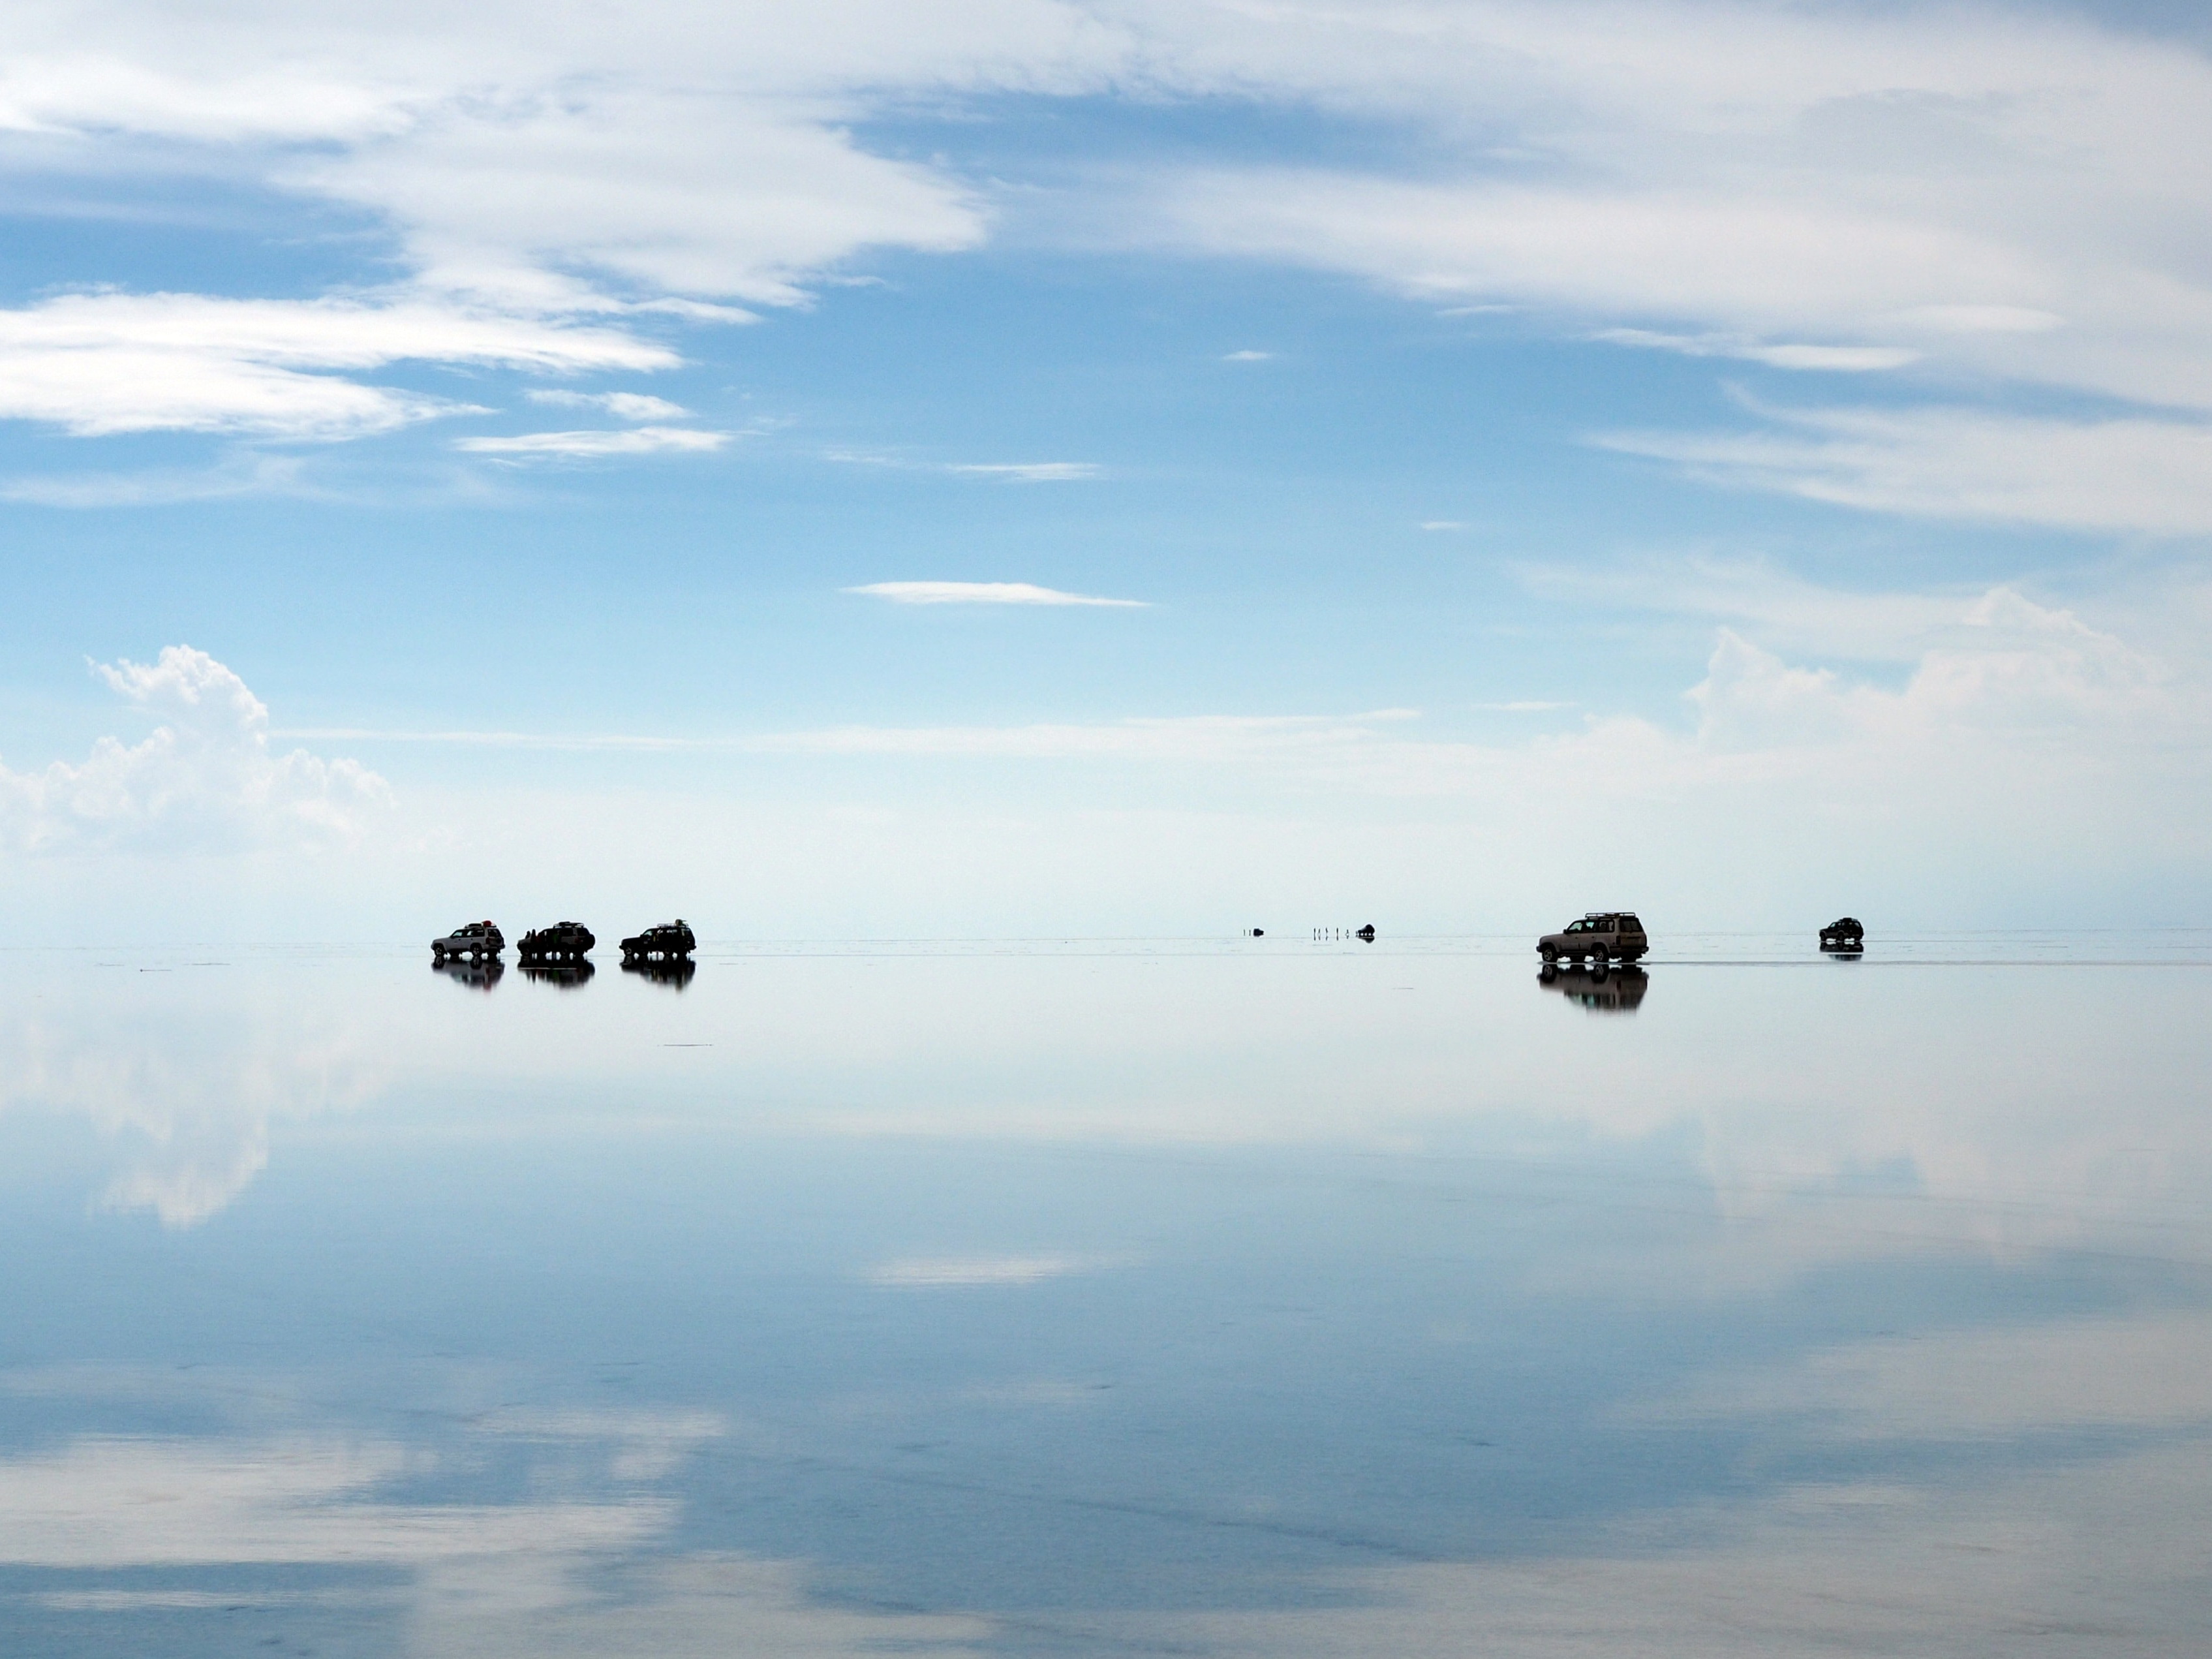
[1820,917,1865,953]
[519,920,594,961]
[521,959,595,988]
[1538,961,1648,1012]
[1538,912,1647,965]
[435,955,504,990]
[622,957,696,989]
[621,919,696,962]
[1357,923,1377,942]
[431,920,503,959]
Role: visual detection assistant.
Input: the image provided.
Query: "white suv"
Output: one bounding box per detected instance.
[1538,912,1647,966]
[431,920,504,959]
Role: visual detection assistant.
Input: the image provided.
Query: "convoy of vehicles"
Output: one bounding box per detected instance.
[431,910,1877,995]
[430,917,694,982]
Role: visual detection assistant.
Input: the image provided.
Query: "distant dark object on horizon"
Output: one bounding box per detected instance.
[623,956,697,989]
[621,920,696,963]
[1357,923,1376,942]
[1538,961,1648,1013]
[1538,912,1647,966]
[521,959,595,988]
[431,920,502,960]
[519,920,594,961]
[1820,917,1866,954]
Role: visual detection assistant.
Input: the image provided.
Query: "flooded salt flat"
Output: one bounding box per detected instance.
[3,935,2211,1656]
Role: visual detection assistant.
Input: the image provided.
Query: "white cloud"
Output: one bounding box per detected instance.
[843,580,1145,607]
[0,645,389,854]
[297,91,990,311]
[0,291,673,439]
[526,389,688,420]
[2,0,2208,512]
[1419,520,1465,531]
[824,452,1102,481]
[1595,328,1920,373]
[0,451,313,506]
[944,462,1103,482]
[455,425,729,458]
[1600,406,2212,535]
[867,1253,1096,1287]
[1221,349,1272,361]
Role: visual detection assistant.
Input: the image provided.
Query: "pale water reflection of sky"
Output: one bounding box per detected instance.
[2,940,2209,1655]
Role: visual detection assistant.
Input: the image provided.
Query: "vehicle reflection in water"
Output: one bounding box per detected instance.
[434,955,504,991]
[1538,961,1648,1012]
[622,957,696,991]
[519,959,596,989]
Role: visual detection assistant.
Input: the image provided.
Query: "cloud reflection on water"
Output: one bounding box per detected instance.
[3,944,2211,1652]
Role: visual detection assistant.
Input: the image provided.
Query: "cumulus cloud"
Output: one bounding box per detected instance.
[844,580,1146,607]
[455,425,729,458]
[0,645,389,854]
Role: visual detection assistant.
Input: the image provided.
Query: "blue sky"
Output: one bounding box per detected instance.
[1,0,2207,938]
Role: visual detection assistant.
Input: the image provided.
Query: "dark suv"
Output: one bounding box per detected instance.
[621,920,696,962]
[519,920,594,961]
[1538,912,1648,966]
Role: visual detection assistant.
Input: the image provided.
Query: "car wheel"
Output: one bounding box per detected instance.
[1540,948,1557,965]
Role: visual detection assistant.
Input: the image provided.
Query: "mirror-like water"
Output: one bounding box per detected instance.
[3,935,2210,1656]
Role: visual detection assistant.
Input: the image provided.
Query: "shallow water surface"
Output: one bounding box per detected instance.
[3,934,2211,1655]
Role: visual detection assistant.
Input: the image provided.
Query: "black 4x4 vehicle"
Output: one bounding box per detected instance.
[519,921,594,961]
[1538,912,1648,966]
[621,920,696,963]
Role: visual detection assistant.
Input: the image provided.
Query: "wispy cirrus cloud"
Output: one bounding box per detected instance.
[866,1254,1101,1288]
[0,291,672,440]
[455,426,728,459]
[525,389,688,420]
[1595,328,1920,373]
[1597,407,2212,535]
[825,451,1101,482]
[844,581,1145,607]
[945,461,1101,482]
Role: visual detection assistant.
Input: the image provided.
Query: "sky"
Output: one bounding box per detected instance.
[1,0,2209,940]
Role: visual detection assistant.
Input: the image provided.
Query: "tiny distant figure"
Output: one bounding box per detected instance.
[1357,924,1376,942]
[1820,917,1865,954]
[1244,927,1265,938]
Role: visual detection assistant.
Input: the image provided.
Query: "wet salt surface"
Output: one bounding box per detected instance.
[3,934,2211,1656]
